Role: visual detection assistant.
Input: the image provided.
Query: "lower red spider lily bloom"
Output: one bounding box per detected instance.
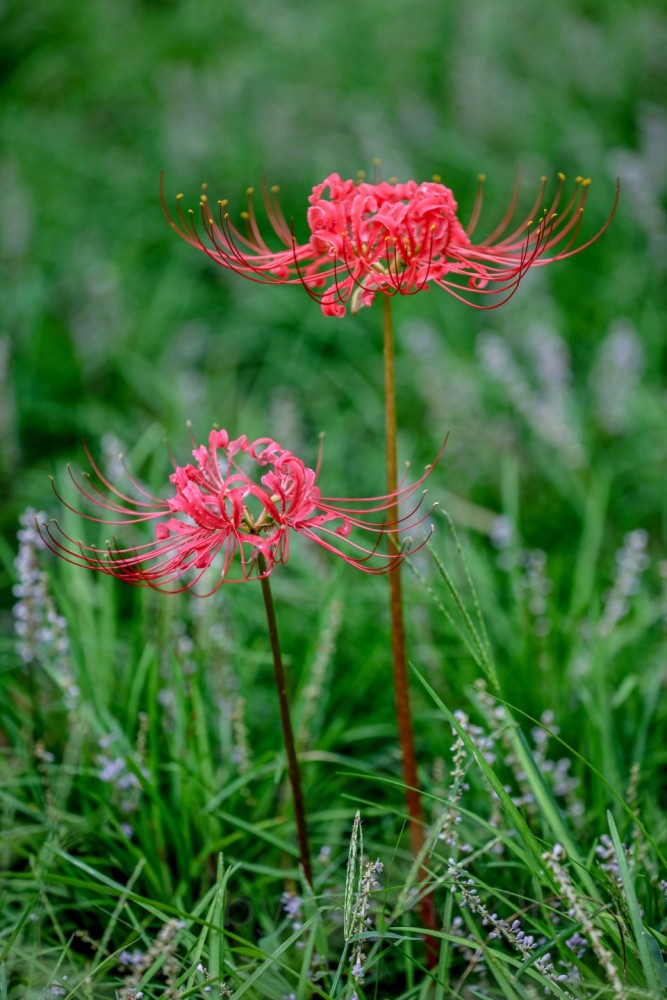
[162,170,618,317]
[41,430,436,594]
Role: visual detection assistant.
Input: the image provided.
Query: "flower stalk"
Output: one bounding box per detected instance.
[383,295,437,957]
[257,553,313,886]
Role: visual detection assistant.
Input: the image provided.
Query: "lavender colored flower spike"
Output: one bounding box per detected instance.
[41,429,438,594]
[163,171,618,317]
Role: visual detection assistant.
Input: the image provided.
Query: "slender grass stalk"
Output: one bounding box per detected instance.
[382,294,437,955]
[257,554,313,887]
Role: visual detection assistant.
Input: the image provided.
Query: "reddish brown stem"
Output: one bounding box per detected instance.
[383,294,438,963]
[257,556,313,887]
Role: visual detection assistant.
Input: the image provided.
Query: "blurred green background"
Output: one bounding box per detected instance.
[1,0,665,586]
[1,5,666,984]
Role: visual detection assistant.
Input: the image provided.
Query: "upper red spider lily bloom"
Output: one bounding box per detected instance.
[40,429,437,595]
[162,170,618,317]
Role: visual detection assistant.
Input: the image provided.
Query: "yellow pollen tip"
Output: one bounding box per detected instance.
[477,173,486,182]
[582,177,591,186]
[200,194,208,203]
[575,175,583,184]
[176,193,184,200]
[540,175,548,183]
[432,174,442,182]
[49,474,54,481]
[558,172,566,181]
[224,212,229,219]
[357,170,366,180]
[372,157,381,166]
[188,209,194,215]
[246,187,254,195]
[208,218,214,225]
[430,223,436,231]
[201,182,208,189]
[219,198,228,207]
[526,219,533,226]
[271,185,280,193]
[240,211,249,220]
[389,176,398,184]
[551,213,558,219]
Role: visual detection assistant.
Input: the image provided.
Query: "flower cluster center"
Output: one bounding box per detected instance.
[306,173,471,267]
[162,431,320,542]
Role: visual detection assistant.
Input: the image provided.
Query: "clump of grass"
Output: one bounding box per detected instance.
[1,493,665,997]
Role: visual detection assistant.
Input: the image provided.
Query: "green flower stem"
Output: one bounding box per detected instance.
[383,294,438,956]
[257,554,313,887]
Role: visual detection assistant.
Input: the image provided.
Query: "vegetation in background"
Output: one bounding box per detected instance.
[1,0,665,995]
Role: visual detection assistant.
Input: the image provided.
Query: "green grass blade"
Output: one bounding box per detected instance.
[0,893,39,964]
[230,914,317,999]
[607,811,664,994]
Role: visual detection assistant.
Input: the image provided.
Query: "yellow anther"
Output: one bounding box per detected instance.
[540,175,547,183]
[430,223,436,231]
[389,176,398,184]
[246,187,254,196]
[240,211,249,220]
[372,157,382,166]
[218,198,228,208]
[224,212,229,219]
[575,175,583,183]
[176,193,184,200]
[200,194,208,203]
[551,212,558,219]
[582,177,591,186]
[558,172,566,181]
[208,217,214,225]
[357,170,366,180]
[271,185,280,193]
[432,174,442,183]
[188,208,194,215]
[201,182,208,191]
[478,173,486,182]
[526,219,533,226]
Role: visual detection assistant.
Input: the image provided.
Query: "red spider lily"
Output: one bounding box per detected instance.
[162,170,618,317]
[40,429,438,595]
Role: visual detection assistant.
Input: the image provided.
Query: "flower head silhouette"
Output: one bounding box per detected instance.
[41,429,435,594]
[163,170,618,317]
